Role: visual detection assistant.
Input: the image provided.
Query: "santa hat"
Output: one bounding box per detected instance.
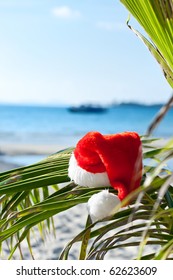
[68,131,143,201]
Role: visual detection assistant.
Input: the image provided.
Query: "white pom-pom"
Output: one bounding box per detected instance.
[87,190,120,223]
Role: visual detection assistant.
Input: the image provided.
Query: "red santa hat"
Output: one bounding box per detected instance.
[68,131,143,201]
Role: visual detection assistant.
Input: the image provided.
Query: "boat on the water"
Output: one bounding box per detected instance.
[68,104,108,113]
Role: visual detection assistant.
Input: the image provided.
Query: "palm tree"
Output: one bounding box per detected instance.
[0,0,173,259]
[120,0,173,135]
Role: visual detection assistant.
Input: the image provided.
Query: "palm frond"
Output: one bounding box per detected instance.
[0,136,173,259]
[120,0,173,88]
[60,137,173,260]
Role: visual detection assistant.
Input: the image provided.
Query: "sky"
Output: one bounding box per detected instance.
[0,0,171,106]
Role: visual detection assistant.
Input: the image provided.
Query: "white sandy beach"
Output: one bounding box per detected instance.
[0,141,163,260]
[2,201,155,260]
[1,202,159,260]
[0,142,66,172]
[0,142,66,156]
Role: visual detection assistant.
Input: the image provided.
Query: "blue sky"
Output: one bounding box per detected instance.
[0,0,171,106]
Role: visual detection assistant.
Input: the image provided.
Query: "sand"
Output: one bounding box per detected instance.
[0,138,168,156]
[1,201,159,260]
[0,142,66,156]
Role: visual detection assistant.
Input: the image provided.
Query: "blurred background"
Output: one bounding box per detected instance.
[0,0,172,168]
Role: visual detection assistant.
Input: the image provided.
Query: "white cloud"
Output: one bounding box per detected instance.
[52,6,81,20]
[96,21,126,32]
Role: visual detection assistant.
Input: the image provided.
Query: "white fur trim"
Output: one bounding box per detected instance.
[87,190,120,222]
[68,153,111,187]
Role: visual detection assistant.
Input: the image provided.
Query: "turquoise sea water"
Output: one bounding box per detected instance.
[0,103,173,166]
[1,103,173,145]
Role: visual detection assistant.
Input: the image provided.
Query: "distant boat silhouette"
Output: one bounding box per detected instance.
[68,104,108,113]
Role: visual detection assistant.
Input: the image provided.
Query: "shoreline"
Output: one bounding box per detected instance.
[0,137,170,155]
[0,142,67,156]
[0,138,170,173]
[0,160,20,172]
[0,142,69,173]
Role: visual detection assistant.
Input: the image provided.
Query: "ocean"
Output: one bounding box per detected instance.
[0,103,173,166]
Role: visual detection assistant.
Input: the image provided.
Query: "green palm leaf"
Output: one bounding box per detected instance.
[120,0,173,88]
